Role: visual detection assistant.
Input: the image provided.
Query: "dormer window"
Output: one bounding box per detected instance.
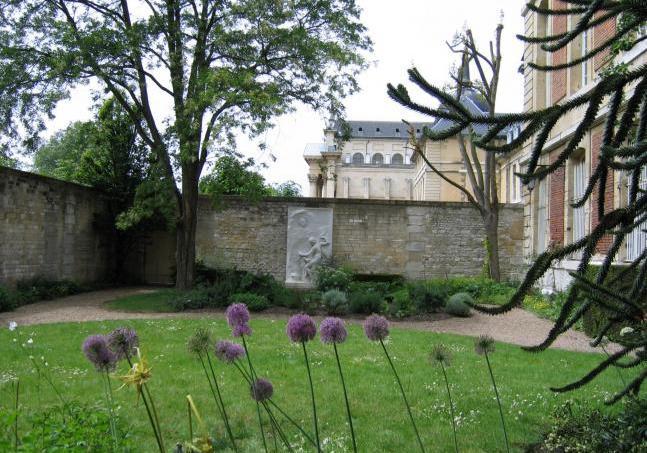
[376,127,381,132]
[416,128,420,133]
[358,127,363,132]
[395,128,400,133]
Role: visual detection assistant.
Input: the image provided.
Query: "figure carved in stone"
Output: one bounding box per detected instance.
[299,235,330,280]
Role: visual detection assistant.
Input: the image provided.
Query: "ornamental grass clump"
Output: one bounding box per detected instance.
[320,317,357,452]
[430,344,458,453]
[364,314,425,452]
[475,335,509,453]
[187,328,237,451]
[82,335,118,449]
[287,313,321,452]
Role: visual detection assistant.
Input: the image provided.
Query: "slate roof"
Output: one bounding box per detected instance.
[340,121,434,139]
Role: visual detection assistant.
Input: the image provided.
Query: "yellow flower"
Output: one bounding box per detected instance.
[116,348,151,395]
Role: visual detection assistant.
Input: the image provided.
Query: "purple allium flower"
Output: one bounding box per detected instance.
[232,323,252,338]
[286,314,317,343]
[363,314,389,341]
[226,303,250,328]
[320,317,347,344]
[250,378,274,402]
[82,335,117,372]
[214,340,245,364]
[107,327,139,360]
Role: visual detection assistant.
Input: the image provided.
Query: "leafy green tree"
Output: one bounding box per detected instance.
[199,155,270,201]
[268,180,302,197]
[33,122,94,181]
[389,1,646,403]
[0,0,371,289]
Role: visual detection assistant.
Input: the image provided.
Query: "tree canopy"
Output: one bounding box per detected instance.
[0,0,371,288]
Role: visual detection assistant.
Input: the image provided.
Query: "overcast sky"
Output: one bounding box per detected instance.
[47,0,525,192]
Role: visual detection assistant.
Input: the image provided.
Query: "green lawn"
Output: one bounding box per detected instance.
[0,317,631,452]
[104,290,176,312]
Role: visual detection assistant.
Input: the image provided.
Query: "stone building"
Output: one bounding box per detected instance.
[502,1,647,290]
[304,90,514,202]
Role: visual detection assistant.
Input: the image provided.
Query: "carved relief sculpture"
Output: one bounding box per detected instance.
[286,207,333,285]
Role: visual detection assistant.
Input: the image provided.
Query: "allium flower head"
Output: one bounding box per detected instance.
[226,303,250,328]
[232,323,252,338]
[319,317,347,344]
[108,327,139,360]
[214,340,245,364]
[187,328,212,355]
[430,344,452,367]
[250,378,274,402]
[363,314,389,341]
[475,335,496,355]
[286,314,317,343]
[117,349,151,394]
[83,335,117,372]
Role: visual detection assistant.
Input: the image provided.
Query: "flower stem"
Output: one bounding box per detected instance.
[198,354,225,421]
[139,387,164,453]
[380,339,425,453]
[302,342,321,452]
[333,343,357,453]
[143,383,165,452]
[102,372,118,451]
[263,402,294,453]
[205,353,238,452]
[484,353,509,453]
[268,400,317,448]
[440,363,458,453]
[187,398,193,442]
[242,335,268,453]
[13,379,19,452]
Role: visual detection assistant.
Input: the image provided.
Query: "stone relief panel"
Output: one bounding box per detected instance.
[285,207,333,285]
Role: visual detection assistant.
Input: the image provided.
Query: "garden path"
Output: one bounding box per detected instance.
[0,287,615,354]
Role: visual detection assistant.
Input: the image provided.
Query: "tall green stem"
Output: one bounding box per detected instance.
[440,364,458,453]
[102,372,118,451]
[302,342,321,452]
[205,353,237,452]
[138,387,164,453]
[484,353,509,453]
[143,383,165,452]
[380,339,425,453]
[333,343,357,453]
[198,354,225,421]
[242,335,268,453]
[13,379,19,453]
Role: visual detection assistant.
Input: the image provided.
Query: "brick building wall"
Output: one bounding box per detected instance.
[593,11,616,70]
[195,197,525,282]
[0,167,114,285]
[551,1,568,103]
[549,152,565,246]
[590,129,615,253]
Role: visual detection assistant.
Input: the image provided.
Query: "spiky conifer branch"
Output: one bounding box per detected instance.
[390,0,646,403]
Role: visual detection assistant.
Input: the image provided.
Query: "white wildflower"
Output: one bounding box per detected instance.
[620,326,635,336]
[8,321,17,331]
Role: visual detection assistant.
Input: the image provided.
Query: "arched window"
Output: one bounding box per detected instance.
[372,153,384,165]
[391,153,403,165]
[352,152,364,164]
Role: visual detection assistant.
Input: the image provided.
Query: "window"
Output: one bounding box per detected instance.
[376,127,381,132]
[395,128,400,133]
[358,127,363,132]
[372,153,384,165]
[391,153,403,165]
[352,152,364,164]
[509,162,522,203]
[627,166,647,260]
[572,156,587,243]
[535,178,548,254]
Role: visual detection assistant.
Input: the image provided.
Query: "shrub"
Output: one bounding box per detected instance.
[530,398,647,452]
[445,292,472,317]
[349,291,384,314]
[409,282,447,313]
[314,265,353,292]
[0,285,17,312]
[230,292,269,312]
[271,285,301,309]
[321,289,349,315]
[388,288,414,318]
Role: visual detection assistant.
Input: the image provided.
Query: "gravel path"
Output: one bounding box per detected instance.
[0,287,611,354]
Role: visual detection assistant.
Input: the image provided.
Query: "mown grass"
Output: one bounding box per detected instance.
[104,290,176,312]
[0,318,632,452]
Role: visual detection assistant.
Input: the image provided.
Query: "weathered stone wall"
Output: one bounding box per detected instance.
[196,196,525,282]
[0,167,113,285]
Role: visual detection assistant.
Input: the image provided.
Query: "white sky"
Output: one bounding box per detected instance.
[46,0,525,192]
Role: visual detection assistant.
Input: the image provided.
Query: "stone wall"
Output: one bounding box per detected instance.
[196,196,525,282]
[0,167,113,285]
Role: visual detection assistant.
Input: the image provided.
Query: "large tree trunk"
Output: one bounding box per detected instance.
[175,165,199,290]
[482,209,501,281]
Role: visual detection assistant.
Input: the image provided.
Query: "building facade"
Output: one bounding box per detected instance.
[505,0,647,290]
